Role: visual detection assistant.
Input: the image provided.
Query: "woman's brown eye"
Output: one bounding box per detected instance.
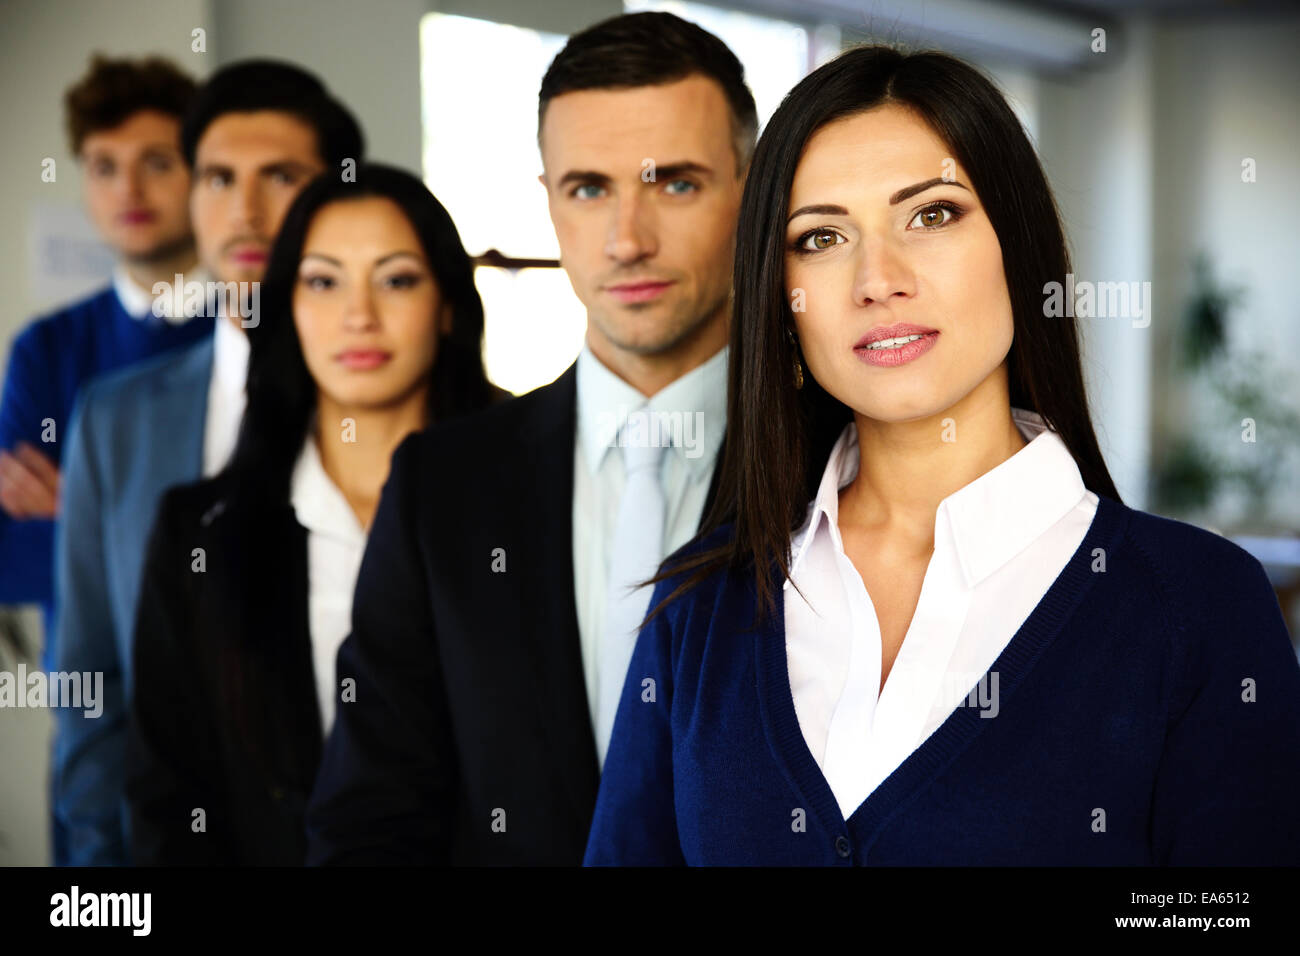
[915,205,957,228]
[811,231,837,249]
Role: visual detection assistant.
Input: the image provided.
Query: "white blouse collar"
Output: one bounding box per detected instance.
[789,408,1088,589]
[289,429,367,546]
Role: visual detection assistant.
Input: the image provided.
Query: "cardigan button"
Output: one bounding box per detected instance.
[834,835,851,858]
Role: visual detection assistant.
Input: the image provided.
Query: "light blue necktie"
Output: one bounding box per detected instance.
[595,430,666,769]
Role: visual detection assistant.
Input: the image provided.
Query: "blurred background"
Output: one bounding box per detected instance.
[1,0,1297,865]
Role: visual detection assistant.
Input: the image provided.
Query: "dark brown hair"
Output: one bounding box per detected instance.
[538,11,758,173]
[646,44,1122,629]
[64,54,196,155]
[220,164,505,774]
[179,59,363,170]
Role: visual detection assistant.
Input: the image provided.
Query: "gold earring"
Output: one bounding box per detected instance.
[787,327,804,390]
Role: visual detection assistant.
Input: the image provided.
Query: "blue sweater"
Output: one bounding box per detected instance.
[584,494,1300,865]
[0,286,212,653]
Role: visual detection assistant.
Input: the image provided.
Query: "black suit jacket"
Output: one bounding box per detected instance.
[127,473,323,865]
[305,362,729,864]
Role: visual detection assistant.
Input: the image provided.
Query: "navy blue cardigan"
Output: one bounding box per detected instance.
[584,495,1300,865]
[0,286,212,649]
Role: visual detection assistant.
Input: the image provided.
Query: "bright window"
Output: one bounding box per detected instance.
[420,13,582,395]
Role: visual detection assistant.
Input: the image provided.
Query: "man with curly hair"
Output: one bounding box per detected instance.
[0,54,209,665]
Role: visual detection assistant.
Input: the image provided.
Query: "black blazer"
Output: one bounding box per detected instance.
[306,362,737,864]
[127,472,323,865]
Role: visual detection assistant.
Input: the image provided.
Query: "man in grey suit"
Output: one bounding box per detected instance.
[52,60,364,866]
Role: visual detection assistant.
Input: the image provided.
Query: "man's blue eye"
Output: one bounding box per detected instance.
[664,179,696,195]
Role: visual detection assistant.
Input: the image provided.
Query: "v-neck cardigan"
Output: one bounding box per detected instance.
[583,494,1300,865]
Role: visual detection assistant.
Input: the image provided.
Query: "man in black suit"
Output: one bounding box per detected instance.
[305,12,758,864]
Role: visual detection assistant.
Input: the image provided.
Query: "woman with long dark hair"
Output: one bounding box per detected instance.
[127,164,505,864]
[585,46,1300,865]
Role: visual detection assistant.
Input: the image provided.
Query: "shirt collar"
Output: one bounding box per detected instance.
[944,408,1089,587]
[575,340,728,479]
[212,314,251,393]
[289,428,367,545]
[788,419,857,579]
[112,263,210,323]
[789,407,1088,588]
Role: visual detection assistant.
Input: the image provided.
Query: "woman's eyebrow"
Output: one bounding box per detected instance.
[788,178,972,224]
[889,177,970,204]
[787,203,848,223]
[299,251,425,267]
[300,252,341,266]
[374,251,424,266]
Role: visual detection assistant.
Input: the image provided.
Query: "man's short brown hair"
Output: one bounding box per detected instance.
[64,53,197,156]
[539,12,758,175]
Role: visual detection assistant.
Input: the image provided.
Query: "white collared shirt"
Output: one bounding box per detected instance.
[573,342,728,734]
[112,263,208,324]
[784,408,1099,819]
[201,315,250,477]
[289,431,368,733]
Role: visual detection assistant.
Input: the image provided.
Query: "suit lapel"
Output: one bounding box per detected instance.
[275,508,325,783]
[153,337,211,481]
[513,363,732,830]
[515,365,602,825]
[218,493,323,790]
[114,341,213,676]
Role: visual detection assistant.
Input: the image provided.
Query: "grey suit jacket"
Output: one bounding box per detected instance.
[52,336,213,866]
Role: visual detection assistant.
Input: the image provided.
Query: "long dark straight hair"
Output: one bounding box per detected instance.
[217,164,500,781]
[649,45,1121,627]
[225,162,500,509]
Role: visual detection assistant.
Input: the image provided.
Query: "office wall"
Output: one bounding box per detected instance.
[1037,12,1300,522]
[1149,14,1300,528]
[208,0,624,173]
[209,0,427,172]
[1037,19,1156,510]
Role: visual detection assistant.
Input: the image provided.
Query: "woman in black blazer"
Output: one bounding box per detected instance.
[127,164,505,864]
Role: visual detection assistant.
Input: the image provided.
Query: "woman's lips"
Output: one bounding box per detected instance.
[335,350,392,370]
[605,280,675,304]
[853,330,939,368]
[119,210,156,224]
